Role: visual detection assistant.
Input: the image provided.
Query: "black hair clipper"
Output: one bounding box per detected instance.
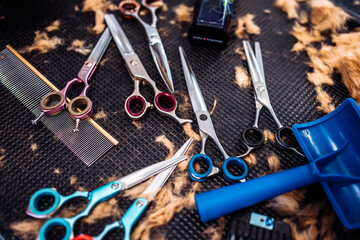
[188,0,234,48]
[226,212,292,240]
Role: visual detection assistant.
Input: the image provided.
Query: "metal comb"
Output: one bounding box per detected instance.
[0,46,119,166]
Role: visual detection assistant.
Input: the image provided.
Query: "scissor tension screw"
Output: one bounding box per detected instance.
[257,86,265,92]
[130,60,138,66]
[85,62,93,67]
[111,182,120,189]
[200,114,208,121]
[136,200,144,207]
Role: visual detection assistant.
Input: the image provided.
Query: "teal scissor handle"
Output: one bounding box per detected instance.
[121,198,148,240]
[33,181,123,240]
[27,188,89,218]
[73,197,148,240]
[188,154,248,182]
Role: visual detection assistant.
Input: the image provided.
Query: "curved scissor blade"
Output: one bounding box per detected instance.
[141,138,193,200]
[179,46,208,113]
[150,42,174,93]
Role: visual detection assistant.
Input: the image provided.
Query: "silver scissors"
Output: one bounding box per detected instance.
[32,28,112,132]
[179,46,248,183]
[240,41,305,157]
[26,139,191,240]
[118,0,174,93]
[72,138,193,240]
[104,14,191,124]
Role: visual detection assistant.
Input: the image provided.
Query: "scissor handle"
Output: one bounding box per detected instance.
[40,91,66,115]
[188,154,215,182]
[154,92,177,113]
[276,127,305,157]
[39,78,83,115]
[142,0,163,9]
[67,96,93,120]
[242,126,264,148]
[119,0,140,17]
[222,157,248,183]
[27,188,89,218]
[125,94,150,119]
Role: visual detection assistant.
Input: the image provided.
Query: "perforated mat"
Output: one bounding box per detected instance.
[0,0,359,239]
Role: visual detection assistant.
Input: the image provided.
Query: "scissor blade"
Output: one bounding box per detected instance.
[141,138,193,200]
[104,14,135,58]
[179,46,208,113]
[254,42,265,82]
[119,155,187,190]
[243,41,265,84]
[149,42,174,93]
[87,28,112,65]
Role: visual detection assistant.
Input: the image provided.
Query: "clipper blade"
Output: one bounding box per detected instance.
[0,46,118,166]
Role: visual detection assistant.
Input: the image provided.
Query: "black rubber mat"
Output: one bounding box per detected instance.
[0,0,359,239]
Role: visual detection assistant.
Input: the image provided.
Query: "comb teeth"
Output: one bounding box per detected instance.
[0,47,115,166]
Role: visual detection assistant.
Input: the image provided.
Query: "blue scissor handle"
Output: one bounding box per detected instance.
[27,188,89,218]
[121,198,148,240]
[72,197,148,240]
[34,181,123,240]
[222,157,248,183]
[188,154,213,182]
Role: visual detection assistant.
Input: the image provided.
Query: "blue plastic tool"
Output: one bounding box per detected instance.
[195,98,360,229]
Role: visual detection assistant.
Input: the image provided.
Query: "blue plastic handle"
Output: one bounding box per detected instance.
[36,181,123,240]
[188,154,248,182]
[222,157,248,182]
[121,198,148,240]
[195,164,320,222]
[188,154,213,181]
[28,188,88,218]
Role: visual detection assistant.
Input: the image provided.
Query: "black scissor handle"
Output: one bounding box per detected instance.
[276,127,305,157]
[242,126,264,148]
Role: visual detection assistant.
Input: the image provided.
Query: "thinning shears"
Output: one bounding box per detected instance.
[239,41,305,157]
[32,28,112,132]
[73,138,193,240]
[104,14,190,124]
[118,0,174,93]
[26,139,191,240]
[179,46,248,183]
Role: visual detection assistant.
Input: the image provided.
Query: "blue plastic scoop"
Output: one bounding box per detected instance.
[195,98,360,229]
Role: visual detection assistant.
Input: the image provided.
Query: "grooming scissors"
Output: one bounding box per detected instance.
[118,0,174,93]
[239,41,305,157]
[73,138,193,240]
[179,46,248,183]
[32,28,112,132]
[104,14,190,124]
[26,140,190,240]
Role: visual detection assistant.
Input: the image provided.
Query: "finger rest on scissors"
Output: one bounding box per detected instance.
[27,188,89,219]
[222,157,248,183]
[188,154,219,182]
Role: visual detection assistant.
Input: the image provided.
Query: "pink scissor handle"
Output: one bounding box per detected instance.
[39,78,83,115]
[125,94,149,119]
[154,92,177,112]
